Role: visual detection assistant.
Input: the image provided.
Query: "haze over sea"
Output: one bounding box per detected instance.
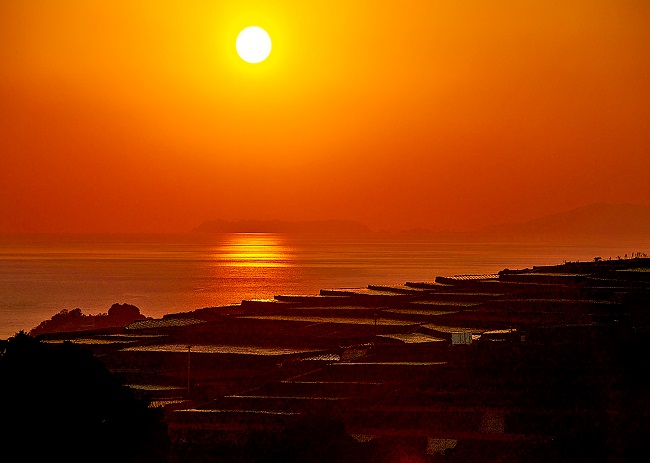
[1,232,648,340]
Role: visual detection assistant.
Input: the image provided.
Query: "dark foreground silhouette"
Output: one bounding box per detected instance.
[0,332,170,463]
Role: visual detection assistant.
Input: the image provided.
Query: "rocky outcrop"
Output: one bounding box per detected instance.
[29,303,147,336]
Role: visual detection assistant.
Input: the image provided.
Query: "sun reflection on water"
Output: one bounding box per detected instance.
[213,233,290,268]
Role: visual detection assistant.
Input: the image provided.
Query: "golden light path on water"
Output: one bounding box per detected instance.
[212,233,290,268]
[2,232,649,340]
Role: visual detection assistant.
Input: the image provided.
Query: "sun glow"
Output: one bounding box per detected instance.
[236,26,272,64]
[216,234,288,268]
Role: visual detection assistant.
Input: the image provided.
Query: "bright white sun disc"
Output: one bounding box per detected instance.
[236,26,272,63]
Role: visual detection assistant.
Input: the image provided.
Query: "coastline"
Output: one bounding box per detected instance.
[19,256,650,461]
[3,231,649,341]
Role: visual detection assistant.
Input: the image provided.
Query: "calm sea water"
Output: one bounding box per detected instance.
[1,232,646,340]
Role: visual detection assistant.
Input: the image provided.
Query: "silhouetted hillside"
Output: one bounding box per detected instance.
[481,203,650,242]
[193,219,371,234]
[0,332,169,463]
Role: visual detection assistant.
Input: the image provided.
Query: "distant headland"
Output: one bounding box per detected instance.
[29,303,149,336]
[479,202,650,241]
[390,202,650,243]
[192,219,371,234]
[192,203,650,242]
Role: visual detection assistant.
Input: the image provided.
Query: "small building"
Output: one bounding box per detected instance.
[451,331,473,345]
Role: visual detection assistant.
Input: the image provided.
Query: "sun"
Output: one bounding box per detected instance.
[236,26,272,64]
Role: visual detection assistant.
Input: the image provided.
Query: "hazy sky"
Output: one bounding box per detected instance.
[1,1,648,233]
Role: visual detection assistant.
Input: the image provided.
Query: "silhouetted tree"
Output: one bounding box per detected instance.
[0,331,170,463]
[108,302,145,323]
[30,303,147,336]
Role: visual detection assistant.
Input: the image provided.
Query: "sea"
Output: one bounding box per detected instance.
[1,232,647,340]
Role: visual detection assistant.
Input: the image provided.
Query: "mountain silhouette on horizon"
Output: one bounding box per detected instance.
[192,203,650,241]
[192,218,371,234]
[480,202,650,241]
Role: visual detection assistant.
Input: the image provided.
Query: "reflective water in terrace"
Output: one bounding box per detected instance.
[1,232,646,339]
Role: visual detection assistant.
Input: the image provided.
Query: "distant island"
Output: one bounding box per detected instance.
[192,219,371,234]
[479,202,650,242]
[395,202,650,243]
[192,203,650,243]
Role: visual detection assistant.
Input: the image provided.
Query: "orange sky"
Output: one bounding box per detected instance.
[1,1,649,233]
